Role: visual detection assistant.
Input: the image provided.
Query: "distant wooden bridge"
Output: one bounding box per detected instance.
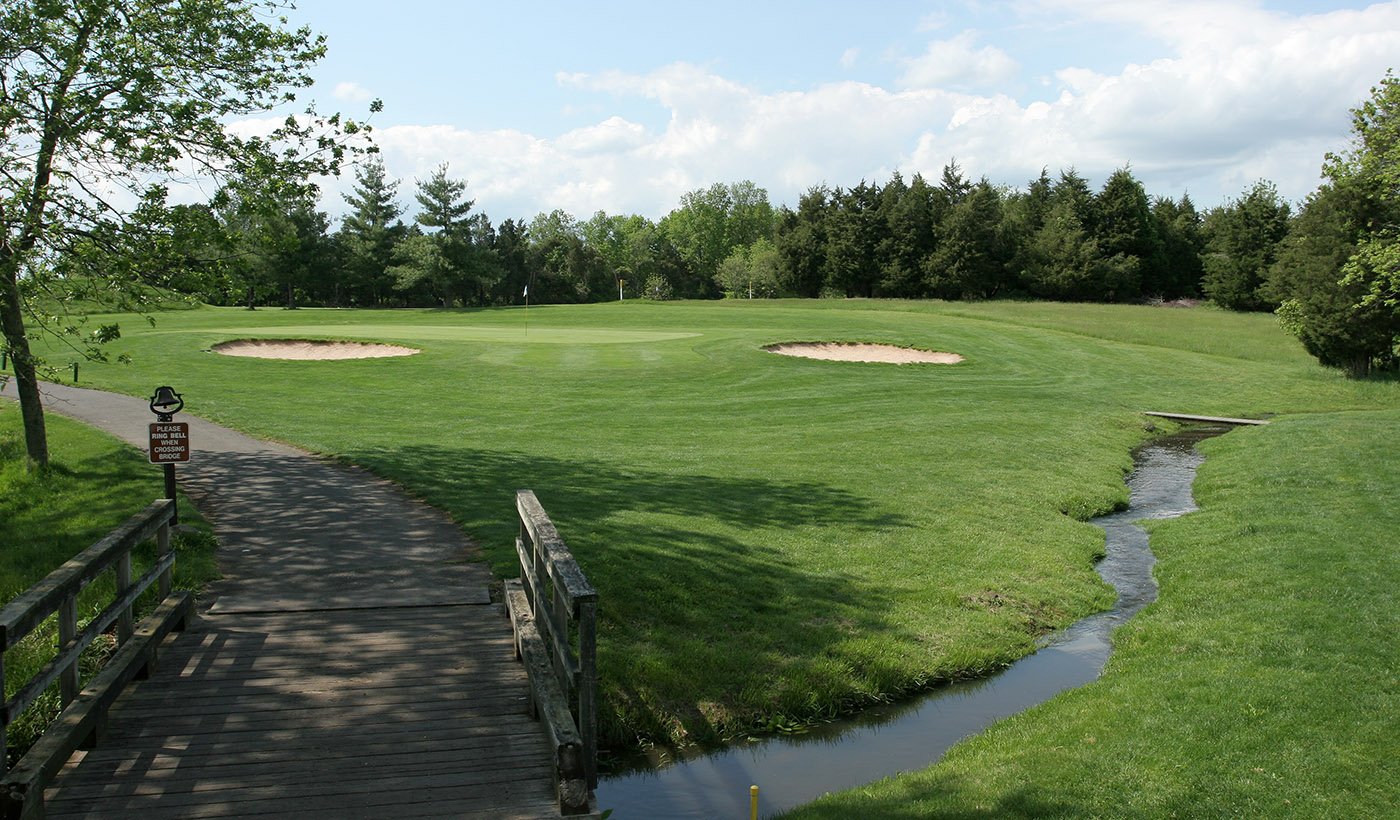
[1,493,597,820]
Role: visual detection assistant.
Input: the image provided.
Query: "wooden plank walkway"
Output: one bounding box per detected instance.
[1144,411,1269,426]
[42,607,558,819]
[3,382,573,818]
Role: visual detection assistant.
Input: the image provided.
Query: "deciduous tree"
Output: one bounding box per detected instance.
[1271,72,1400,376]
[0,0,371,467]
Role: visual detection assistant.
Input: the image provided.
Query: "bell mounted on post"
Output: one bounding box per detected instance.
[149,386,184,421]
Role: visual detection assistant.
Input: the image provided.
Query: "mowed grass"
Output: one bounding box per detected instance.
[0,410,218,762]
[783,409,1398,818]
[38,299,1395,766]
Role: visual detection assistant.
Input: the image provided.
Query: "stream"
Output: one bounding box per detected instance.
[595,425,1228,818]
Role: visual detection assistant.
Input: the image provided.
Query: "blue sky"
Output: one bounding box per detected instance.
[267,0,1399,223]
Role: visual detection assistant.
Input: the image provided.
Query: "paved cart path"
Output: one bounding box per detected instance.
[2,381,565,818]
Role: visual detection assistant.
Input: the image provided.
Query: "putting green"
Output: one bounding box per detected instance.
[160,324,700,345]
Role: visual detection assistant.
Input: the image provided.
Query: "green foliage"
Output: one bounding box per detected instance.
[338,157,407,306]
[659,181,775,297]
[924,179,1010,299]
[1201,180,1292,311]
[1268,72,1400,376]
[527,210,611,303]
[823,181,884,298]
[774,187,832,298]
[1152,193,1206,298]
[1092,167,1164,299]
[642,272,674,300]
[0,0,373,466]
[388,164,500,306]
[715,238,781,298]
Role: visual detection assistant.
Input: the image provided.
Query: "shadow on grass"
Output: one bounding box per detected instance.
[343,444,917,749]
[791,779,1082,819]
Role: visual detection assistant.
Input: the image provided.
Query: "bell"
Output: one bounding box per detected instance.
[149,385,183,416]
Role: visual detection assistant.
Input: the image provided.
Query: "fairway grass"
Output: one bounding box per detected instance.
[28,299,1396,794]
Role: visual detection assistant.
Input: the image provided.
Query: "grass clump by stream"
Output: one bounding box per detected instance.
[782,409,1399,818]
[0,409,218,765]
[32,298,1395,767]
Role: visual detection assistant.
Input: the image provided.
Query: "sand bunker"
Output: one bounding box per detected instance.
[212,339,420,360]
[765,342,964,364]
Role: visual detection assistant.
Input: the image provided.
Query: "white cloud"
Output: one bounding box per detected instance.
[840,48,860,70]
[332,81,373,104]
[899,31,1020,91]
[302,2,1399,223]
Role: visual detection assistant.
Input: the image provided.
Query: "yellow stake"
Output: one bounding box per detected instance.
[750,784,759,820]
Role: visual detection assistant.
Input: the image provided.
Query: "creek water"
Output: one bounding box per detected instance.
[595,425,1227,819]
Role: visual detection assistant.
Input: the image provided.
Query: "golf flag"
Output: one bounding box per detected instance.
[523,284,529,297]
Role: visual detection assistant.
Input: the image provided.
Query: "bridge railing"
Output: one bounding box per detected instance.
[504,490,597,816]
[0,499,192,820]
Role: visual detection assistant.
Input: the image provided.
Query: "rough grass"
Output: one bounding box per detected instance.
[782,409,1399,818]
[0,410,218,764]
[33,299,1395,763]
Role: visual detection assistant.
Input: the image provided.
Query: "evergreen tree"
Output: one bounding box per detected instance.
[487,218,530,305]
[774,187,832,298]
[1201,180,1291,311]
[875,172,937,298]
[938,161,973,206]
[924,180,1009,299]
[527,210,609,302]
[339,157,405,306]
[1004,169,1055,293]
[823,181,884,297]
[390,164,498,306]
[1019,198,1106,300]
[1093,167,1163,300]
[1151,194,1205,298]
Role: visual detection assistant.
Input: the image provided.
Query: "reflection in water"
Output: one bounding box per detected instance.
[596,426,1227,819]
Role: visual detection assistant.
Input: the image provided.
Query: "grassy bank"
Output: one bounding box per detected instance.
[784,408,1398,817]
[0,409,218,762]
[32,299,1393,758]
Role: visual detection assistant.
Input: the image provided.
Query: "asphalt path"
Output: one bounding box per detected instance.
[1,379,493,613]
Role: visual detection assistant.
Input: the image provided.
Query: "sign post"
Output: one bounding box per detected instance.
[148,386,188,525]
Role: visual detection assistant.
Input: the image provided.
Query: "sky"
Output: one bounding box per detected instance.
[265,0,1400,224]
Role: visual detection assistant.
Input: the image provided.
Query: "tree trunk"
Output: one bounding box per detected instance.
[1348,354,1371,379]
[0,270,49,468]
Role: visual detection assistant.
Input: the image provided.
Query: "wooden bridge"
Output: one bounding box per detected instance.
[0,383,598,819]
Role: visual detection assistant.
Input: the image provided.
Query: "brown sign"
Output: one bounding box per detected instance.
[149,422,191,463]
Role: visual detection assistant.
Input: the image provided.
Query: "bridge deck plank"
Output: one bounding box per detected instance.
[42,605,564,819]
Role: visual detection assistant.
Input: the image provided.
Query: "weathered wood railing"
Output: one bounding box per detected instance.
[504,490,598,816]
[0,498,192,820]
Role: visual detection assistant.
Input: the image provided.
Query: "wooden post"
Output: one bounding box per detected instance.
[58,595,78,707]
[162,464,178,527]
[579,599,597,789]
[1,651,7,776]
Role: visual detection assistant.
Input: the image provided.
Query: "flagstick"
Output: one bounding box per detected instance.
[524,284,530,337]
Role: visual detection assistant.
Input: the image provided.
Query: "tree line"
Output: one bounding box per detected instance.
[119,159,1293,311]
[3,0,1395,470]
[76,84,1400,380]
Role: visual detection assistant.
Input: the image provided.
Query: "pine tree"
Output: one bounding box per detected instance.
[340,157,405,305]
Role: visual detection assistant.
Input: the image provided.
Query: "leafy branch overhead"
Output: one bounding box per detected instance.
[1,0,377,467]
